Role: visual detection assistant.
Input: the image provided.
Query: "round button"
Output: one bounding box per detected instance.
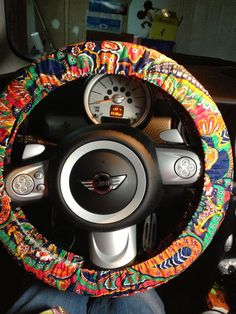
[19,176,26,183]
[26,180,33,187]
[188,164,195,172]
[37,184,45,192]
[14,183,20,189]
[182,159,189,166]
[21,187,28,194]
[174,157,197,179]
[12,174,34,195]
[182,169,190,177]
[34,171,44,180]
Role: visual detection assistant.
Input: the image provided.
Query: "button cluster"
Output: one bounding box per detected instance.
[12,171,45,196]
[174,157,197,179]
[12,174,34,195]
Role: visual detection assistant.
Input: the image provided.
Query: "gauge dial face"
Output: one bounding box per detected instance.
[84,74,151,127]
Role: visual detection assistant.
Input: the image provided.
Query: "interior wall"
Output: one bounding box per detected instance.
[2,0,236,73]
[170,0,236,62]
[35,0,88,50]
[0,0,28,75]
[128,0,236,62]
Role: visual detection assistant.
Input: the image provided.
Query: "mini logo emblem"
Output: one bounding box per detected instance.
[80,173,126,195]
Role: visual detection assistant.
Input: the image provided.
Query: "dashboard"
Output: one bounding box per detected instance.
[18,74,188,148]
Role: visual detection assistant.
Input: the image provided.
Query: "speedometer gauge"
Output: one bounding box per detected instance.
[84,74,151,127]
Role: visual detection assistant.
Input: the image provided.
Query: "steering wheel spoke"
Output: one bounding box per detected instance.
[156,146,202,185]
[5,160,48,203]
[89,225,137,269]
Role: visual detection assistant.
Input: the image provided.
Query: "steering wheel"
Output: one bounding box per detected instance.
[0,41,233,297]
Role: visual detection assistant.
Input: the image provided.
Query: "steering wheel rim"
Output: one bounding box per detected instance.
[0,41,233,296]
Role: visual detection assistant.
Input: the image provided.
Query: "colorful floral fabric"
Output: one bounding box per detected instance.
[0,41,233,297]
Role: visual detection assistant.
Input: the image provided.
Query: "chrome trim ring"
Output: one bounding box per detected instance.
[60,140,147,224]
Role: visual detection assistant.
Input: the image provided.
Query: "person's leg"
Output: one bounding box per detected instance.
[7,276,89,314]
[7,275,165,314]
[88,288,166,314]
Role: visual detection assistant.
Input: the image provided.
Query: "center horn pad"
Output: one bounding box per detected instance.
[49,124,163,231]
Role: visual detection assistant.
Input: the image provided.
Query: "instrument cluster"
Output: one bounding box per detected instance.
[84,74,151,127]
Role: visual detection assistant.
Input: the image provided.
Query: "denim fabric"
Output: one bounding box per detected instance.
[7,277,165,314]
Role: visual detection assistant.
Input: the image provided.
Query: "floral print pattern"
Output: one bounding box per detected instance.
[0,41,233,297]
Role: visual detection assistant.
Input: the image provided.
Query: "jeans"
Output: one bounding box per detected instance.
[7,277,166,314]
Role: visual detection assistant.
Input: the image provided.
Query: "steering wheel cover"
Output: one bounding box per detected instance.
[0,41,233,296]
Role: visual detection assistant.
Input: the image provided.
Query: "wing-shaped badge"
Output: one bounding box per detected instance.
[80,173,126,195]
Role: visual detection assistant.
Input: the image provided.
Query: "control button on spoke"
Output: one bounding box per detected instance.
[188,164,195,171]
[182,169,190,178]
[26,180,33,187]
[182,159,189,166]
[174,157,197,179]
[34,171,44,180]
[19,176,26,183]
[21,187,28,194]
[37,184,45,192]
[12,174,34,195]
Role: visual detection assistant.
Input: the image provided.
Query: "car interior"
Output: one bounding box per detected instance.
[0,1,236,314]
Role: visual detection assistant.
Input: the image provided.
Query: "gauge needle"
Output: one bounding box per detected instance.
[92,98,113,104]
[91,94,125,105]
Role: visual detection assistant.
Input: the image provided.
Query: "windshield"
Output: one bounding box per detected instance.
[4,0,236,63]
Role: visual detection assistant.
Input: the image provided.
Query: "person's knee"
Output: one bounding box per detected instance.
[110,289,166,314]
